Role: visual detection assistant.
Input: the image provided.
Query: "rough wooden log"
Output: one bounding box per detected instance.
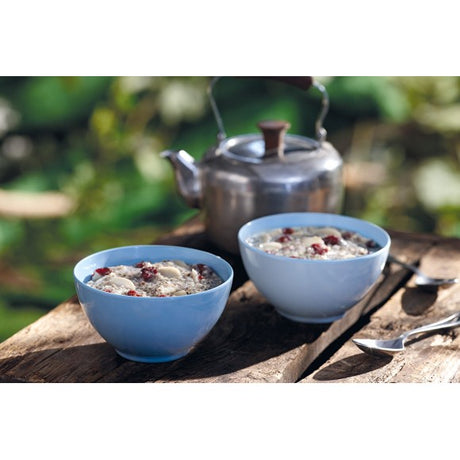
[0,189,75,218]
[300,238,460,383]
[0,222,441,383]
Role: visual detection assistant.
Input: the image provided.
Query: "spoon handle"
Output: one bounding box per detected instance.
[402,312,460,340]
[387,254,422,276]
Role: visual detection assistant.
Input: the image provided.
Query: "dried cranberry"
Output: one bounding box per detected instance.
[141,266,157,281]
[141,271,153,282]
[277,235,292,243]
[366,240,377,248]
[196,263,211,275]
[282,227,294,234]
[195,263,206,273]
[311,243,328,255]
[323,235,340,246]
[127,290,141,297]
[135,261,146,268]
[95,267,111,276]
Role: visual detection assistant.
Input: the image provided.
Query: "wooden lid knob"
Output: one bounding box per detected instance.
[257,120,291,157]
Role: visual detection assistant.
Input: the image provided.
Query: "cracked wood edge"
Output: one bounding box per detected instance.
[0,236,433,383]
[0,221,444,383]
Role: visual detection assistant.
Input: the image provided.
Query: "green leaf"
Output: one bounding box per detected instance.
[3,76,113,131]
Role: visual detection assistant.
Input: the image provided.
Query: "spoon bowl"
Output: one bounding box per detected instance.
[388,254,459,289]
[353,311,460,357]
[415,274,459,288]
[353,337,407,357]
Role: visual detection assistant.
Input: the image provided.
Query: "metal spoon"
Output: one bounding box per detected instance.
[388,254,459,288]
[353,311,460,357]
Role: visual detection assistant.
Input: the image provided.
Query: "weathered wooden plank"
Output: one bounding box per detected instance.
[0,298,111,382]
[300,239,460,383]
[0,277,399,383]
[0,227,437,383]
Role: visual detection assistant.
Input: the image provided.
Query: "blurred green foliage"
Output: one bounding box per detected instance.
[0,76,459,342]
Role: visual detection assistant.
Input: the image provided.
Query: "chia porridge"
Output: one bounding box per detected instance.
[247,226,379,260]
[87,260,223,297]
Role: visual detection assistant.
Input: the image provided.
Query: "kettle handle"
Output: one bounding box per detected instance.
[207,76,329,143]
[265,76,313,91]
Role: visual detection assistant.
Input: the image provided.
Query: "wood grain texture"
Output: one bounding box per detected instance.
[0,218,456,383]
[301,238,460,383]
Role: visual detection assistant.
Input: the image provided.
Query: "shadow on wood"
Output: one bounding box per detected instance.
[0,286,330,383]
[308,353,392,381]
[401,286,438,316]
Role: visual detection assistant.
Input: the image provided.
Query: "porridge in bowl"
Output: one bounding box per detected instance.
[238,213,391,323]
[247,226,380,260]
[87,260,223,297]
[74,245,234,362]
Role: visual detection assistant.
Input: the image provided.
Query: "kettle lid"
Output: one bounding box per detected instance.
[218,120,319,164]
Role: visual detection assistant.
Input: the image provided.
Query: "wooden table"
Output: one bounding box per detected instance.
[1,217,459,383]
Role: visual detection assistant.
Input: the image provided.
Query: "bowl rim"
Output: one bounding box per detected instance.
[237,212,391,264]
[73,244,234,300]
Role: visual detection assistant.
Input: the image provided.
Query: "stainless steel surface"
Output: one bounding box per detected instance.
[162,77,344,254]
[388,254,459,288]
[204,142,342,253]
[352,312,460,357]
[312,80,329,142]
[208,77,226,142]
[160,150,202,208]
[217,132,318,163]
[208,77,329,143]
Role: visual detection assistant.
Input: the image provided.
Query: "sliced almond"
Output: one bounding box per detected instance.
[302,236,324,247]
[99,276,136,291]
[191,269,200,283]
[260,241,283,252]
[160,285,177,295]
[158,266,181,278]
[91,272,103,282]
[172,260,189,269]
[314,227,342,238]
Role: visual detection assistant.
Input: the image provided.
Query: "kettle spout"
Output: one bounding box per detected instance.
[160,149,202,209]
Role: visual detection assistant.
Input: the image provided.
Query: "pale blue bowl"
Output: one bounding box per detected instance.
[74,245,233,363]
[238,213,391,324]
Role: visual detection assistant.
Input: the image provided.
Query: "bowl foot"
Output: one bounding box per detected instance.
[276,310,345,324]
[115,349,189,363]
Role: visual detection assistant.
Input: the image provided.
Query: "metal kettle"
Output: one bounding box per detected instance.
[161,77,343,254]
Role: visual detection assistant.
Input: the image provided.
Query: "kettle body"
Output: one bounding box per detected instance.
[162,77,343,254]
